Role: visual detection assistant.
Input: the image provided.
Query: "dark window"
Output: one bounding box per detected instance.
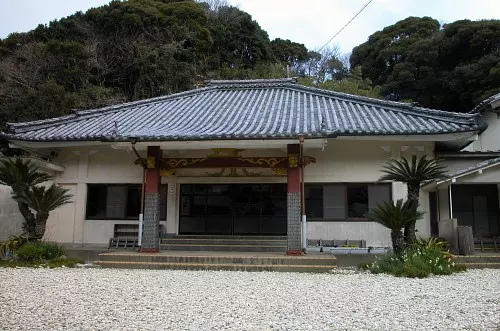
[305,183,391,221]
[305,185,323,218]
[347,184,368,218]
[86,184,167,220]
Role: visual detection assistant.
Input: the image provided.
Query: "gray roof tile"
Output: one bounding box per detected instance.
[4,79,482,142]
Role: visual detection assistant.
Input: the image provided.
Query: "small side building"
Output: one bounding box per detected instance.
[424,93,500,247]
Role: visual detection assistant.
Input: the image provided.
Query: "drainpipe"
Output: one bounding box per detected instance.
[449,181,454,219]
[131,141,146,247]
[299,136,307,252]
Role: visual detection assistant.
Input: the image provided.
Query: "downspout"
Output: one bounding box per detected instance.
[299,136,307,252]
[449,182,454,220]
[131,141,147,247]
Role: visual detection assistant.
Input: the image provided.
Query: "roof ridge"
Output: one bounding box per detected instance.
[470,92,500,114]
[206,78,297,86]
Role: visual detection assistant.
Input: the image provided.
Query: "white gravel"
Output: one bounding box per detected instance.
[0,268,499,331]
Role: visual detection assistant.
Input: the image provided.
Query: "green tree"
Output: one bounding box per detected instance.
[14,185,72,238]
[367,199,424,252]
[204,4,273,75]
[0,159,52,237]
[298,66,382,99]
[378,155,448,244]
[350,17,500,112]
[350,16,440,88]
[270,38,309,72]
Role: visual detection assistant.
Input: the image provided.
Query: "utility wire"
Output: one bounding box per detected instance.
[318,0,374,51]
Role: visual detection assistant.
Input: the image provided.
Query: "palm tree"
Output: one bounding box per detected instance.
[0,158,53,237]
[367,199,424,252]
[14,185,73,238]
[379,155,448,244]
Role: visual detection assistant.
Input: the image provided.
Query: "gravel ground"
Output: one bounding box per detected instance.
[0,268,499,331]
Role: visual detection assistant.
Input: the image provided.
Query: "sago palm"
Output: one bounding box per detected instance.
[14,184,72,238]
[0,158,53,237]
[367,199,424,252]
[379,155,447,244]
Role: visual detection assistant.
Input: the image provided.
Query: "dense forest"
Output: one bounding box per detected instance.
[0,0,499,129]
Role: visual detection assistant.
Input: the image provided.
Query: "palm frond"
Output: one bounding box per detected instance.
[378,155,448,183]
[14,184,73,213]
[367,199,424,230]
[0,158,53,192]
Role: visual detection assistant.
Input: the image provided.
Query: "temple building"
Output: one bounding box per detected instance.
[1,79,484,253]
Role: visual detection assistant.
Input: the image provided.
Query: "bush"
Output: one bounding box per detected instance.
[0,257,83,268]
[366,240,466,278]
[36,242,66,260]
[16,242,45,262]
[0,235,31,257]
[16,241,66,262]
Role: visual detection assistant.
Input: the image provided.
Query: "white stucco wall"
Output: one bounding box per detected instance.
[0,185,24,241]
[463,111,500,152]
[19,139,437,247]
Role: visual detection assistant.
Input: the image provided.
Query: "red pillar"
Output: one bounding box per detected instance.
[140,146,162,253]
[287,144,302,255]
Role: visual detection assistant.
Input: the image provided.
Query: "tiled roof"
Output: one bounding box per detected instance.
[447,156,500,179]
[470,92,500,114]
[4,79,482,142]
[422,156,500,188]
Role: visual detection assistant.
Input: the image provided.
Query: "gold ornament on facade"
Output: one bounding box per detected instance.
[288,154,299,168]
[240,157,283,168]
[302,156,317,166]
[163,158,207,169]
[160,169,176,177]
[271,168,287,176]
[147,156,156,169]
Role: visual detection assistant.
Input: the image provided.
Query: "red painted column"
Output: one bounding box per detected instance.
[287,144,302,255]
[140,146,162,253]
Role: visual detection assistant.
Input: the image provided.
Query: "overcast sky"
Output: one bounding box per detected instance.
[1,0,499,53]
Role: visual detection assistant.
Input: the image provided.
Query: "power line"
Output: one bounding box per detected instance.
[318,0,374,51]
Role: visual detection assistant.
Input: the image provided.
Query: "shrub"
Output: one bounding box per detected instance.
[413,237,448,251]
[16,241,66,262]
[366,241,466,278]
[16,242,45,262]
[0,235,31,257]
[36,242,66,260]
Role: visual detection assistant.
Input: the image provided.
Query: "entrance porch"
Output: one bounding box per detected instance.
[137,144,316,254]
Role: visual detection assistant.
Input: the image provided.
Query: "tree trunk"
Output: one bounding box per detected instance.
[34,212,49,239]
[16,201,36,238]
[404,182,420,245]
[391,228,405,253]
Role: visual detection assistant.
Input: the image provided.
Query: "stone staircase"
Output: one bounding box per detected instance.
[454,254,500,269]
[159,235,287,252]
[95,251,337,272]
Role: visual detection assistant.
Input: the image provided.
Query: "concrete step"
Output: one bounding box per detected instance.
[95,261,336,273]
[460,263,500,269]
[98,252,337,266]
[160,238,287,246]
[454,255,500,263]
[474,247,499,253]
[160,244,287,252]
[454,255,500,269]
